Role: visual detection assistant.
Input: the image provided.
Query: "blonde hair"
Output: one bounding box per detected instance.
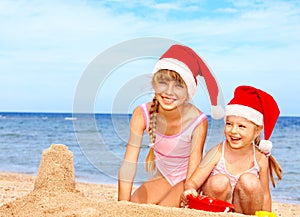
[145,69,187,173]
[254,137,282,188]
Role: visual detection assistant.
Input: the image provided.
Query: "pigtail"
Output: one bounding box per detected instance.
[268,155,282,188]
[145,97,159,173]
[254,137,282,188]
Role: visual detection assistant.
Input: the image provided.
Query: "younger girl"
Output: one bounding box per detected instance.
[118,44,223,206]
[181,85,282,215]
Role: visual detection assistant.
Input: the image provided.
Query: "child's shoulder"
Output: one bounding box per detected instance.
[212,143,223,153]
[254,148,269,166]
[201,143,223,166]
[130,105,147,130]
[132,105,145,117]
[137,102,152,110]
[204,143,223,159]
[132,102,153,117]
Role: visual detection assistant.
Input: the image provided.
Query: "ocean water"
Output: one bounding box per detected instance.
[0,112,299,205]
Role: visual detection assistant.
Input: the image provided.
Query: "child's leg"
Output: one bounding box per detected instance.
[202,174,232,202]
[233,173,263,215]
[158,180,185,207]
[130,175,171,204]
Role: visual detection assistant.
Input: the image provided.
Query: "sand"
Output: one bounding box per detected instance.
[0,144,299,217]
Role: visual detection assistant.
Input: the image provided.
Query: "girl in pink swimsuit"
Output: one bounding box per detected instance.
[118,44,223,206]
[182,85,283,215]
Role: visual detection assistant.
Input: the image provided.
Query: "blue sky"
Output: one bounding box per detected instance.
[1,0,300,116]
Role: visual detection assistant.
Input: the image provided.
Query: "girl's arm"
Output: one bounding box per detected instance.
[185,118,208,179]
[258,154,272,211]
[181,145,221,204]
[186,144,221,190]
[118,106,145,201]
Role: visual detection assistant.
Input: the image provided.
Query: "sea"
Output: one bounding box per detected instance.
[0,112,299,205]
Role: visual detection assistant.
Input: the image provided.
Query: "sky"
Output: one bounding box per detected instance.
[1,0,300,116]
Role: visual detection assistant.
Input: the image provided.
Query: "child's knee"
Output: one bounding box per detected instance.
[204,174,231,193]
[130,185,148,203]
[236,173,261,193]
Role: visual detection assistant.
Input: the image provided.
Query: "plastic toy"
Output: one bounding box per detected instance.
[187,194,234,213]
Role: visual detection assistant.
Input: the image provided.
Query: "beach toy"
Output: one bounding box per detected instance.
[187,194,234,213]
[255,211,277,217]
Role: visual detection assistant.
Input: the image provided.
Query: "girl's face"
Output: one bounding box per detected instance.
[224,115,262,149]
[153,70,188,110]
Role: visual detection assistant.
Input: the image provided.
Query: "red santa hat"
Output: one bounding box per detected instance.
[153,44,224,119]
[225,85,280,155]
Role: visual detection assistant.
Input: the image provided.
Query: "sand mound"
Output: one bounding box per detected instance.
[34,144,76,193]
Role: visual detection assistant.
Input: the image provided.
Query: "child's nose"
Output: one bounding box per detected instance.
[165,83,175,94]
[231,125,238,133]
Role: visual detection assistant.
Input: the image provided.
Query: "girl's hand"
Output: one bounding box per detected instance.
[180,189,198,208]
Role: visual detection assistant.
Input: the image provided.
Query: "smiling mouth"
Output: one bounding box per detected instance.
[230,136,241,142]
[162,96,175,104]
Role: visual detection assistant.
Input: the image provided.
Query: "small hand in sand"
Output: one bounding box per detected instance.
[180,189,198,208]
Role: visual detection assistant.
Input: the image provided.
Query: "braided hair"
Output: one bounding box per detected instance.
[145,97,159,173]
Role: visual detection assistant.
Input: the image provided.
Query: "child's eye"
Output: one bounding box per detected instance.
[176,82,184,88]
[158,81,167,84]
[239,124,246,128]
[225,122,232,126]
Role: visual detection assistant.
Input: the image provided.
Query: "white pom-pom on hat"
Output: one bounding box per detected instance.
[211,105,225,119]
[259,139,273,153]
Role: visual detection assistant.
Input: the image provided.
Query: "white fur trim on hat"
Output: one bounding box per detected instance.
[225,104,263,125]
[153,58,197,100]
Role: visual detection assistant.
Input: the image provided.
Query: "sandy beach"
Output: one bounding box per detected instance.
[0,144,299,217]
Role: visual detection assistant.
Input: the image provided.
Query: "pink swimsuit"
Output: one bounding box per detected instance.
[140,103,207,186]
[210,141,260,190]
